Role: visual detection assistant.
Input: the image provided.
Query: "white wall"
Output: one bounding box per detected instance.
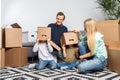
[1,0,105,31]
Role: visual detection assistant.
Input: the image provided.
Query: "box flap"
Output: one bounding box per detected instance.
[11,23,21,28]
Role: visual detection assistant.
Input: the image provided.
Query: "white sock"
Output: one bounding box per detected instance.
[28,63,36,69]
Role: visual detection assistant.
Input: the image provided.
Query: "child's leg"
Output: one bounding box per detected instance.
[57,62,69,69]
[48,60,57,69]
[36,60,48,70]
[67,61,80,70]
[78,41,90,55]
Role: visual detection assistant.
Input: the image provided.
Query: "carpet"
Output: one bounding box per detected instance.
[0,66,120,80]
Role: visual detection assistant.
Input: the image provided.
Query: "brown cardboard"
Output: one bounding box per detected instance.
[5,47,28,67]
[96,20,120,44]
[50,40,61,51]
[61,32,78,45]
[0,48,5,69]
[37,27,51,41]
[0,29,2,48]
[3,23,22,48]
[107,41,120,73]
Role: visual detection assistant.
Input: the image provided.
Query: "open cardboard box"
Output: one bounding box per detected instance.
[2,23,22,48]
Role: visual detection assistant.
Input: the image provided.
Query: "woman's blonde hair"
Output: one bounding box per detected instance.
[84,18,97,53]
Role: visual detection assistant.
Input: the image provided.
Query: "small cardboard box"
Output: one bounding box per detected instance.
[5,47,28,67]
[96,20,120,44]
[3,23,22,48]
[50,40,61,51]
[37,27,51,41]
[0,48,5,69]
[61,32,78,45]
[107,41,120,74]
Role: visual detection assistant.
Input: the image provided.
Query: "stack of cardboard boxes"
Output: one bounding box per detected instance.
[0,23,28,69]
[96,20,120,73]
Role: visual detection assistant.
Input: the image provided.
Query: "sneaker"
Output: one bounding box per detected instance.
[60,66,68,70]
[28,63,36,69]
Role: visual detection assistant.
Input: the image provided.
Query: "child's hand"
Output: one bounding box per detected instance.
[47,38,50,43]
[36,38,40,44]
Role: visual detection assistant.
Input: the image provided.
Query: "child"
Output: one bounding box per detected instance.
[28,38,57,70]
[57,44,79,70]
[74,18,108,73]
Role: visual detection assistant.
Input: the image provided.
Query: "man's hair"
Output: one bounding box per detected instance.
[56,12,65,20]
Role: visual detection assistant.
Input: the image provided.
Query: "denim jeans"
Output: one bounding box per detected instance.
[57,61,80,70]
[77,56,107,73]
[78,41,90,55]
[35,59,57,70]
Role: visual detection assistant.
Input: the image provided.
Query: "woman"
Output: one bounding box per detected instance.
[74,18,108,73]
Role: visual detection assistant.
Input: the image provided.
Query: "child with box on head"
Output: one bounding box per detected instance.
[73,18,108,73]
[57,33,80,70]
[28,38,57,70]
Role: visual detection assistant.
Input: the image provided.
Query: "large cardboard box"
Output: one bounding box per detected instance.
[37,27,51,41]
[0,48,5,69]
[5,47,28,67]
[50,41,61,51]
[61,32,78,45]
[96,20,120,44]
[108,41,120,74]
[0,29,2,48]
[3,23,22,48]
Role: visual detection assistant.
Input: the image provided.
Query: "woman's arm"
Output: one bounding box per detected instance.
[79,52,94,60]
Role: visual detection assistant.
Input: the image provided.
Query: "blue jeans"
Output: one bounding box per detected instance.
[35,59,57,70]
[57,61,80,70]
[78,41,90,55]
[77,56,107,73]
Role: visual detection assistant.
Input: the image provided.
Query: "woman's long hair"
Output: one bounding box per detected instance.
[84,18,97,53]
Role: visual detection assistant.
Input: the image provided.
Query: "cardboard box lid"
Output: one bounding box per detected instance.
[50,40,61,51]
[11,23,21,28]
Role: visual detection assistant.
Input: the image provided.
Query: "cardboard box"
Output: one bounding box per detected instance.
[96,20,120,44]
[0,48,5,69]
[0,29,2,48]
[5,47,28,67]
[3,23,22,48]
[37,27,51,41]
[50,41,61,51]
[108,41,120,73]
[61,32,78,45]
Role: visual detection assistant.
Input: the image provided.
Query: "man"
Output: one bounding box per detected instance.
[48,12,68,60]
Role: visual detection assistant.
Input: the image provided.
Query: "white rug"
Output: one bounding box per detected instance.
[0,66,120,80]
